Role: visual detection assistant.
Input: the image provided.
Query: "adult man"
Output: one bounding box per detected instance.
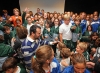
[21,25,57,69]
[59,14,73,50]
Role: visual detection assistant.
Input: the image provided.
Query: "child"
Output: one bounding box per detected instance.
[80,12,87,34]
[82,25,92,42]
[70,14,76,25]
[72,42,90,61]
[87,38,100,73]
[9,8,22,27]
[56,42,66,59]
[91,15,100,32]
[71,18,82,49]
[30,45,60,73]
[0,35,14,71]
[3,26,14,45]
[37,17,44,39]
[63,53,90,73]
[26,16,34,36]
[60,48,71,72]
[51,18,60,53]
[43,20,52,41]
[2,57,27,73]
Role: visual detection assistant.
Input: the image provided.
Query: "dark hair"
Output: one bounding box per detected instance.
[90,32,98,40]
[26,16,31,20]
[2,10,8,14]
[95,38,100,47]
[2,57,17,71]
[0,35,4,43]
[29,11,33,16]
[87,25,92,31]
[3,26,10,31]
[30,25,41,35]
[45,20,52,27]
[16,26,28,39]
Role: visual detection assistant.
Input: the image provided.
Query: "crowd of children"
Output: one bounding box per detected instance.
[0,8,100,73]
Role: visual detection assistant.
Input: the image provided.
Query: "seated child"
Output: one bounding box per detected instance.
[60,48,71,71]
[2,57,27,73]
[3,26,14,45]
[72,42,90,61]
[56,42,66,58]
[62,53,90,73]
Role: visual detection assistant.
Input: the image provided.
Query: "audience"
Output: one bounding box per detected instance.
[0,8,100,73]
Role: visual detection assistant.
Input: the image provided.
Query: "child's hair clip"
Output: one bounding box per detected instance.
[34,55,36,59]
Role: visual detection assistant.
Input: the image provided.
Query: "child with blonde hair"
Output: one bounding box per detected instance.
[72,42,90,61]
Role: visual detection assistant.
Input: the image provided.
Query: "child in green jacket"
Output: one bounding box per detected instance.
[71,18,82,49]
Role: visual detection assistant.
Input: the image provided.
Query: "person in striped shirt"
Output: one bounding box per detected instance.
[21,25,58,70]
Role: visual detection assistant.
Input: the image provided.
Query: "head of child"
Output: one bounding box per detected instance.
[71,53,86,73]
[80,12,86,20]
[34,14,38,21]
[57,42,66,51]
[16,18,22,27]
[39,17,44,26]
[86,14,90,21]
[87,25,92,31]
[95,38,100,47]
[76,42,87,54]
[0,16,3,22]
[26,16,32,24]
[93,15,98,21]
[54,18,60,26]
[3,26,11,34]
[2,57,17,73]
[50,13,54,19]
[13,8,19,16]
[31,45,54,73]
[90,32,98,41]
[3,10,8,16]
[93,11,98,16]
[45,20,51,28]
[60,48,71,59]
[74,18,81,26]
[72,14,76,20]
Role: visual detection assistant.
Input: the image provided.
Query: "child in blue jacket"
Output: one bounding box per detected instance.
[62,53,90,73]
[30,45,61,73]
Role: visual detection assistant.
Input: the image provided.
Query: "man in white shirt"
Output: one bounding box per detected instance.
[59,14,73,50]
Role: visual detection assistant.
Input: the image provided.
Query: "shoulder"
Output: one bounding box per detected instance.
[62,65,74,73]
[84,69,91,73]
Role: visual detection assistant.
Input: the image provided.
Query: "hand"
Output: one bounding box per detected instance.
[72,26,76,29]
[55,37,58,41]
[86,62,95,68]
[24,7,29,12]
[45,36,48,38]
[47,28,50,32]
[11,37,16,42]
[53,41,59,44]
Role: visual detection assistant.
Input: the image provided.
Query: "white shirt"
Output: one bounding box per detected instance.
[59,23,72,40]
[27,23,34,36]
[37,24,44,34]
[60,57,70,71]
